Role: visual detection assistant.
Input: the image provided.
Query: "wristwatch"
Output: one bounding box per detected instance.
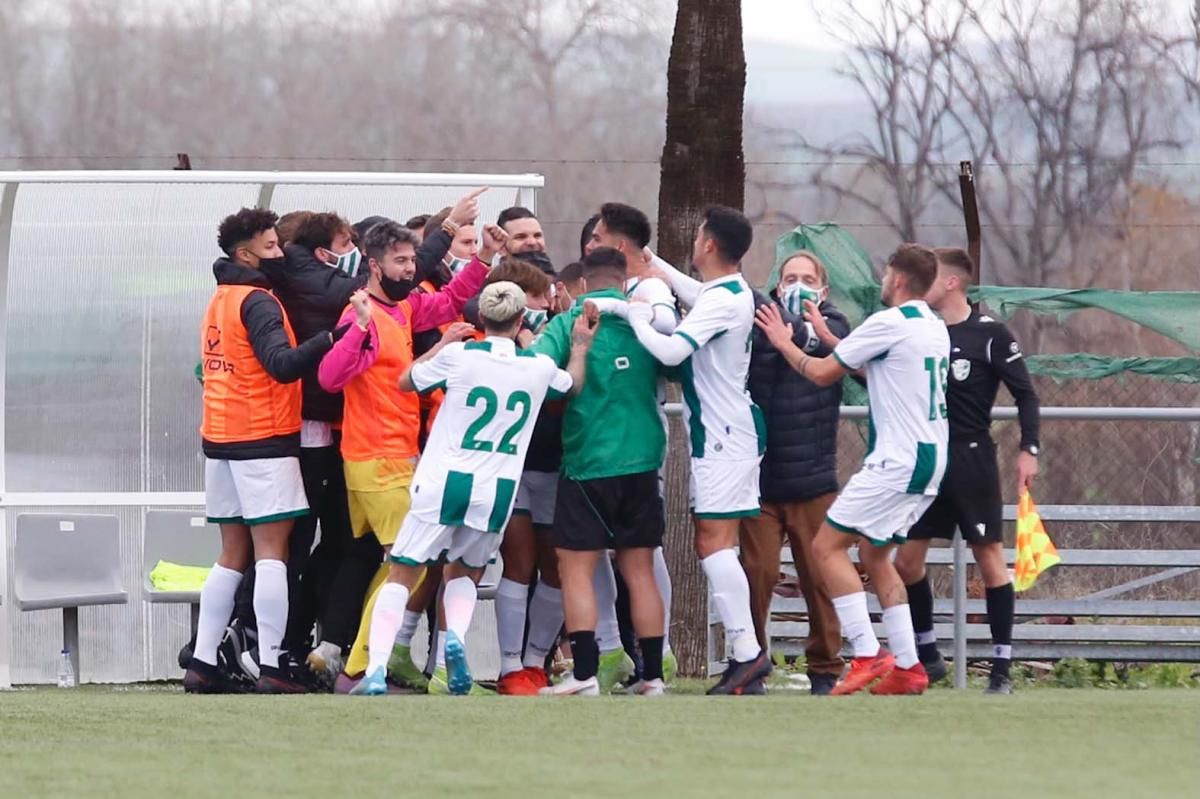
[1022,445,1040,456]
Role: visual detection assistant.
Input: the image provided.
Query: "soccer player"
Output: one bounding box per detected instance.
[894,247,1040,695]
[352,281,595,696]
[186,208,335,694]
[622,206,772,695]
[587,202,679,686]
[531,247,670,697]
[312,220,496,686]
[756,243,949,696]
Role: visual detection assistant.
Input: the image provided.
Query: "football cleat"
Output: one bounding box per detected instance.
[539,674,600,697]
[832,650,896,696]
[870,662,929,696]
[348,666,389,697]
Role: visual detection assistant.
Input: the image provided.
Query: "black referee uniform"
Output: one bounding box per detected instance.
[909,308,1040,543]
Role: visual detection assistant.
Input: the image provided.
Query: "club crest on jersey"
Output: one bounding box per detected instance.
[951,358,972,381]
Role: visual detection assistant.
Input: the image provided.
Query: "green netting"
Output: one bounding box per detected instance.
[769,224,1200,385]
[1023,355,1200,384]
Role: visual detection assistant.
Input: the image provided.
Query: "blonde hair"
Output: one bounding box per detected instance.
[479,280,527,327]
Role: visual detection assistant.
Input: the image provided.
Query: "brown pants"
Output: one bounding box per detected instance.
[739,494,844,677]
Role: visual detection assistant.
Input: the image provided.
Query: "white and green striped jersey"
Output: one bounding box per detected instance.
[409,337,572,532]
[674,274,765,461]
[833,300,950,495]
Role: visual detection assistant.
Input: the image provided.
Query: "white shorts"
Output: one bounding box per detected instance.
[689,456,762,519]
[205,457,308,526]
[514,470,558,527]
[389,515,502,570]
[826,470,936,547]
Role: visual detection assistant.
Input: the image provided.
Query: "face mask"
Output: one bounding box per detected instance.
[380,274,416,302]
[780,283,822,316]
[259,255,286,272]
[523,308,549,332]
[444,255,471,275]
[327,247,361,275]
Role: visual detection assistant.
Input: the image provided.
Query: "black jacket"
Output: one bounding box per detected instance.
[748,290,851,504]
[202,258,333,460]
[260,246,366,422]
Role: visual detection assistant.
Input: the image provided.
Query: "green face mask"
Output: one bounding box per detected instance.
[328,247,361,276]
[523,307,549,332]
[780,283,822,316]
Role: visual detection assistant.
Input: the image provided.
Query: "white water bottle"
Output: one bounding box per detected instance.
[56,649,76,688]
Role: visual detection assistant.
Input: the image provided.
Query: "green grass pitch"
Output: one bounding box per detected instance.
[1,687,1197,798]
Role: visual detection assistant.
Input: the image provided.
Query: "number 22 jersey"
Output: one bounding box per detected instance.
[408,337,573,532]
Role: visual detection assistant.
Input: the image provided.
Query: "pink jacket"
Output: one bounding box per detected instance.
[317,257,488,392]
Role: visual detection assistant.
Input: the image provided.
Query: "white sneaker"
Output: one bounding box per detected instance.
[306,641,343,682]
[538,675,600,696]
[632,678,666,696]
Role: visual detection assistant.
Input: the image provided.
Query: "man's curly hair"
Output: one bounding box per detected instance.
[217,208,279,255]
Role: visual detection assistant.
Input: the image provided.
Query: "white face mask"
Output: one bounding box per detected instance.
[444,255,471,275]
[327,247,361,276]
[523,307,549,332]
[780,283,823,316]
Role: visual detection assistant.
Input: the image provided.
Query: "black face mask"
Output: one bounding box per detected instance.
[258,256,286,272]
[380,274,416,302]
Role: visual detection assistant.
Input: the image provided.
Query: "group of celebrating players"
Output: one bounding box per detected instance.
[186,187,1040,698]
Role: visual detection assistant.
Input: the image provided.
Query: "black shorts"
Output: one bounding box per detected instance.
[553,470,665,551]
[909,438,1003,545]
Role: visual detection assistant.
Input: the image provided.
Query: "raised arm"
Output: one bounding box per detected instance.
[754,303,853,387]
[645,248,703,307]
[317,291,376,392]
[409,223,506,332]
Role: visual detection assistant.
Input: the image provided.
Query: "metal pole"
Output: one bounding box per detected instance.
[952,531,968,689]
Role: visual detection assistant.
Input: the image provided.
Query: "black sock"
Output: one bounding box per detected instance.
[986,583,1015,678]
[569,630,599,681]
[639,636,664,681]
[906,576,939,662]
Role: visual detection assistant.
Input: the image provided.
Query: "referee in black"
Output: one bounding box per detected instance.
[894,247,1040,695]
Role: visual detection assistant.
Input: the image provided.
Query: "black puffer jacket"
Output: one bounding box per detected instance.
[260,245,366,422]
[749,290,851,504]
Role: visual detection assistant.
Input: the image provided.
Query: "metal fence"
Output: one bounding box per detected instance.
[0,171,543,687]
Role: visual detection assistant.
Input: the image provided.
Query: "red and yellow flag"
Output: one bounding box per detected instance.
[1014,491,1062,592]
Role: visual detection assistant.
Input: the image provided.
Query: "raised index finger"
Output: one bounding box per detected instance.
[466,186,488,200]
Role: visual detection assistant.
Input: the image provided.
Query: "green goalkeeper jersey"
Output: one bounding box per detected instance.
[529,288,666,481]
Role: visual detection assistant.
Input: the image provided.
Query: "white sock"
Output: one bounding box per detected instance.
[193,564,242,667]
[916,630,938,645]
[833,592,880,659]
[523,583,563,668]
[496,578,529,676]
[653,547,673,652]
[435,633,447,669]
[253,559,288,669]
[882,604,918,669]
[594,555,622,654]
[395,610,422,648]
[701,549,761,662]
[442,577,477,642]
[367,582,410,675]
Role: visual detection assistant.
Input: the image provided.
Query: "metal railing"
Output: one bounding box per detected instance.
[692,406,1200,684]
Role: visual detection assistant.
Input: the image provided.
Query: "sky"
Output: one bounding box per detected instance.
[742,0,860,51]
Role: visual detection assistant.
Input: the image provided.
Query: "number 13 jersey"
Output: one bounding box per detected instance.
[833,300,950,496]
[408,337,573,532]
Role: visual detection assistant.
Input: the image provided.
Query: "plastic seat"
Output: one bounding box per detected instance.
[13,513,128,682]
[143,510,219,603]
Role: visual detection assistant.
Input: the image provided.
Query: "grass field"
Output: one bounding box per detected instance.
[2,686,1197,799]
